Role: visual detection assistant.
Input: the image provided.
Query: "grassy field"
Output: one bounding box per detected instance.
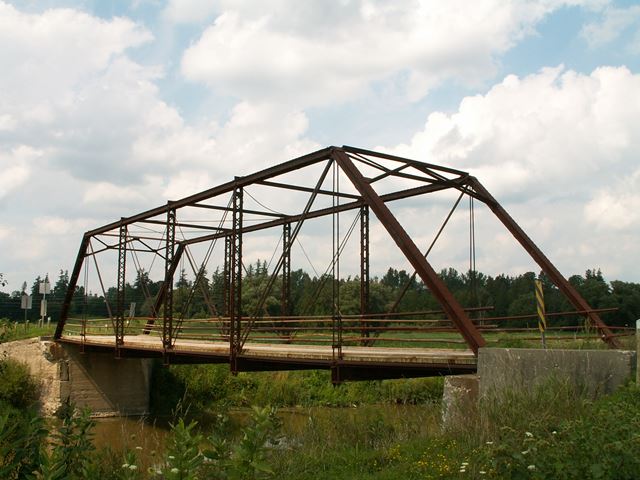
[0,322,56,342]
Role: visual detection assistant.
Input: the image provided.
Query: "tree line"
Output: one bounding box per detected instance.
[0,265,638,327]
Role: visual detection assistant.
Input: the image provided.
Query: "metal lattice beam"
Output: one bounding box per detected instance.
[115,222,127,350]
[281,222,291,317]
[359,205,370,344]
[229,187,243,373]
[162,208,176,351]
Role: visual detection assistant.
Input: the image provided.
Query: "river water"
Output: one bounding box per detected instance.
[92,404,440,459]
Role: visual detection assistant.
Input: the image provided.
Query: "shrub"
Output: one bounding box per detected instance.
[39,403,97,479]
[463,383,640,479]
[0,357,40,409]
[0,408,46,479]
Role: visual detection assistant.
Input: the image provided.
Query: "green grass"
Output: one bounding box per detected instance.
[5,382,636,479]
[150,364,445,415]
[0,322,56,342]
[269,381,640,480]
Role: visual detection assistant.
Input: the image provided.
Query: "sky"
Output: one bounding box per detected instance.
[1,0,640,295]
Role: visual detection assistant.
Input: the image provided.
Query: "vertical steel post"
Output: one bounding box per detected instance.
[359,205,370,345]
[229,187,243,373]
[238,160,333,349]
[279,222,292,342]
[144,244,184,335]
[333,149,486,355]
[223,235,231,318]
[115,222,127,353]
[281,223,291,317]
[221,234,231,338]
[162,208,176,351]
[331,160,343,383]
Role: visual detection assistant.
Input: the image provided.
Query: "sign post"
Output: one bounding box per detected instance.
[21,293,32,325]
[535,279,547,349]
[39,278,51,328]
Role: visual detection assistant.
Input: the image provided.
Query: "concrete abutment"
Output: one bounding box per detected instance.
[1,337,152,417]
[442,347,636,429]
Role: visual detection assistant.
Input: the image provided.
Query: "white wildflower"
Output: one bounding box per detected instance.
[171,467,179,473]
[528,464,536,471]
[122,463,129,469]
[525,431,533,437]
[129,465,137,471]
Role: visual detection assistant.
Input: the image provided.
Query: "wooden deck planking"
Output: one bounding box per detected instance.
[60,334,477,367]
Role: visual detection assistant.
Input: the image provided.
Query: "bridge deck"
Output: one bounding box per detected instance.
[59,335,477,380]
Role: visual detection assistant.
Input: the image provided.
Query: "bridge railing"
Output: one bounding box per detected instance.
[61,306,635,352]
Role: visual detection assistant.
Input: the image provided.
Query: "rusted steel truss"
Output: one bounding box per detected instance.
[115,223,127,352]
[229,187,243,373]
[359,205,370,345]
[55,145,620,365]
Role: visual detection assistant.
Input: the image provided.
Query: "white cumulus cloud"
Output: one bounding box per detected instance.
[181,0,597,107]
[381,65,640,278]
[386,66,640,198]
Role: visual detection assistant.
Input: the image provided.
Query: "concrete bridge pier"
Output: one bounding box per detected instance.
[442,347,637,430]
[1,338,152,417]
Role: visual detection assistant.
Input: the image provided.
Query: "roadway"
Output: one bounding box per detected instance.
[59,334,477,381]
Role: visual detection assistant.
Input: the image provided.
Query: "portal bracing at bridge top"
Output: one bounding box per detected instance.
[55,146,621,382]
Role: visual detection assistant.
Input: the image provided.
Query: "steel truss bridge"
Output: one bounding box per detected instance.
[54,146,623,382]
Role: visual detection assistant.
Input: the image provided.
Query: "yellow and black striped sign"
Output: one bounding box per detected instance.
[534,279,546,333]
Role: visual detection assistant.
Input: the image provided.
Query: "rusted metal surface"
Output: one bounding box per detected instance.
[332,149,486,355]
[466,177,620,348]
[229,187,243,373]
[115,222,127,350]
[162,208,176,351]
[55,145,621,378]
[143,243,184,335]
[55,234,90,338]
[359,205,370,344]
[281,222,291,318]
